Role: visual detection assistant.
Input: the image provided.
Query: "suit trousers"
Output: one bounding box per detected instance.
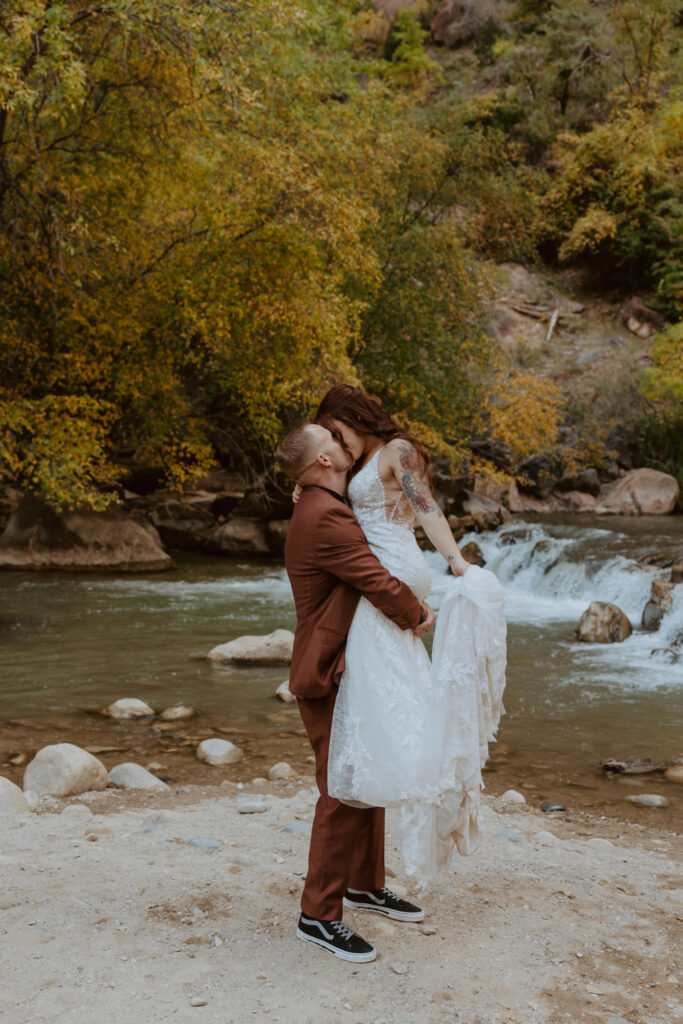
[297,689,385,920]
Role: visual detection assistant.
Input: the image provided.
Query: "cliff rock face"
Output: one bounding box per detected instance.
[0,496,173,571]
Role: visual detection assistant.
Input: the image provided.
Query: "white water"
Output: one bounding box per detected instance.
[425,520,683,694]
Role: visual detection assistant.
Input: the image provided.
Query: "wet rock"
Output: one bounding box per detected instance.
[104,698,155,720]
[196,739,242,766]
[576,602,632,643]
[275,680,296,704]
[108,763,170,791]
[507,480,552,514]
[540,802,566,812]
[462,493,503,531]
[500,528,533,546]
[603,758,667,775]
[201,518,270,556]
[532,540,551,557]
[23,744,107,797]
[207,628,294,665]
[0,496,174,572]
[160,704,196,721]
[664,763,683,784]
[268,761,295,781]
[460,541,486,567]
[650,647,679,663]
[642,579,674,631]
[446,513,475,541]
[556,468,601,497]
[596,468,679,516]
[671,560,683,583]
[625,793,669,808]
[0,775,31,816]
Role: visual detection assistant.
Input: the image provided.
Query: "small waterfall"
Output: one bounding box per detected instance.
[426,521,683,692]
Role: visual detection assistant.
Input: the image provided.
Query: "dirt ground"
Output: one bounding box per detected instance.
[2,767,681,1024]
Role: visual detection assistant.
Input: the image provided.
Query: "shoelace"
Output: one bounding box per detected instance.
[377,887,397,901]
[330,920,355,942]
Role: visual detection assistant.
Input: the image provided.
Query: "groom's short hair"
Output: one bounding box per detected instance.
[276,421,319,481]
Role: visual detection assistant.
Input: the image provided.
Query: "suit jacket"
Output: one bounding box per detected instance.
[284,485,422,699]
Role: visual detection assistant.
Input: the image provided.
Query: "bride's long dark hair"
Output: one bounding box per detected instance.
[315,384,430,475]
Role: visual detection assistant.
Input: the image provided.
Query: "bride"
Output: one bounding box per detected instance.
[309,384,506,887]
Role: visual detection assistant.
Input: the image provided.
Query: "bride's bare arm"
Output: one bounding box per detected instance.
[384,440,469,576]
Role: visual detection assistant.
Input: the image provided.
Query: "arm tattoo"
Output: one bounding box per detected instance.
[398,443,443,517]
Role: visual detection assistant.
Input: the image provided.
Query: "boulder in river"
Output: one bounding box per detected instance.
[207,628,294,665]
[642,578,675,631]
[0,495,173,571]
[201,518,270,556]
[625,793,669,808]
[672,560,683,583]
[556,468,601,497]
[460,541,486,567]
[23,743,108,797]
[104,698,155,720]
[160,704,196,721]
[595,468,679,516]
[462,493,504,531]
[275,680,296,703]
[576,602,632,643]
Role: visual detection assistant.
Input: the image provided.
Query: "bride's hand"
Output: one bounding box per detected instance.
[292,483,302,504]
[448,553,470,576]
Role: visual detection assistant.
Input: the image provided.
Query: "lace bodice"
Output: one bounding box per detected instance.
[348,448,414,531]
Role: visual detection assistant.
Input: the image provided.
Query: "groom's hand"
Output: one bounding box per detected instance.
[413,602,435,637]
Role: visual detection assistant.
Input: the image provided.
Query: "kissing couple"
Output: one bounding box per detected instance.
[276,384,506,963]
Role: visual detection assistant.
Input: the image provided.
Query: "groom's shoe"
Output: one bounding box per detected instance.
[296,914,376,963]
[343,886,425,922]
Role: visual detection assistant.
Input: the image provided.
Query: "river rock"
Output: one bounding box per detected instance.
[207,628,294,665]
[236,794,268,813]
[671,560,683,583]
[201,518,270,556]
[494,789,526,811]
[596,468,679,516]
[460,541,486,567]
[104,698,155,720]
[268,761,295,781]
[462,493,503,531]
[0,775,31,816]
[556,468,601,497]
[108,763,170,791]
[275,680,296,703]
[664,763,683,784]
[196,738,242,766]
[642,578,675,631]
[0,495,173,572]
[576,602,632,643]
[160,704,196,721]
[625,793,669,808]
[23,744,108,797]
[500,528,533,546]
[265,520,290,555]
[558,490,598,513]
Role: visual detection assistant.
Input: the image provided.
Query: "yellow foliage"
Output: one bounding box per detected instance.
[485,371,564,463]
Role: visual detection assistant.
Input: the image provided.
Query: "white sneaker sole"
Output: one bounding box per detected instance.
[296,927,376,963]
[342,897,425,922]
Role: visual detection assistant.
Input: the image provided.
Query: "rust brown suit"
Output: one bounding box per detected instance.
[284,485,422,920]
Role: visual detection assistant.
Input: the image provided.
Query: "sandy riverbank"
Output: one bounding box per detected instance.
[2,774,681,1024]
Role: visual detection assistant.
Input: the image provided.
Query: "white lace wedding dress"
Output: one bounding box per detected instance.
[327,448,506,888]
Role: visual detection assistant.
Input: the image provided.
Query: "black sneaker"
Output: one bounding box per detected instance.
[296,914,376,962]
[343,886,425,922]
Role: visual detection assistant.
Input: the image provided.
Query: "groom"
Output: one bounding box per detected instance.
[276,421,435,963]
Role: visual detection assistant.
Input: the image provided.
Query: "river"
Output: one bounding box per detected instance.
[1,514,682,817]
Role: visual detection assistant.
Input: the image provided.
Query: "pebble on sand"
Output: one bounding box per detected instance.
[0,775,31,816]
[236,794,268,814]
[196,738,243,766]
[267,761,295,781]
[103,698,155,719]
[494,789,526,811]
[108,763,170,791]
